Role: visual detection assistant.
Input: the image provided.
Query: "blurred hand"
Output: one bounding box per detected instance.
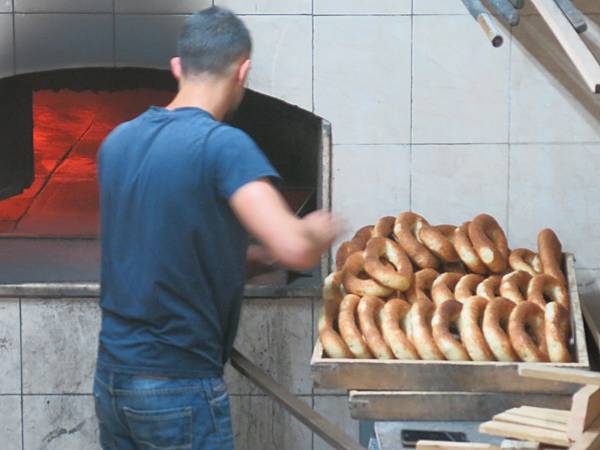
[302,210,345,250]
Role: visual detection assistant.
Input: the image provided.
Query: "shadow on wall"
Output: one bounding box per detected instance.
[512,14,600,130]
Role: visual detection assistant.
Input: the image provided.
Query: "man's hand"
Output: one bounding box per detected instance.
[230,179,342,271]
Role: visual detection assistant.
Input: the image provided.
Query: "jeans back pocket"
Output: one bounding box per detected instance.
[123,406,192,450]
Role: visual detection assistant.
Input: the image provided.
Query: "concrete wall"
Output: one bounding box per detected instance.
[1,0,600,449]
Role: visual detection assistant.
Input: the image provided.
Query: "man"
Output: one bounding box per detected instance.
[94,7,339,450]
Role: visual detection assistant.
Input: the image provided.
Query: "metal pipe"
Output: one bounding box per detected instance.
[554,0,588,33]
[485,0,520,26]
[460,0,504,48]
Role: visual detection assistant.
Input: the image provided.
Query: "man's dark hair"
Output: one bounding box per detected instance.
[177,7,252,77]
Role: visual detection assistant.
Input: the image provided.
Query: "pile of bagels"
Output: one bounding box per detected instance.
[319,212,571,363]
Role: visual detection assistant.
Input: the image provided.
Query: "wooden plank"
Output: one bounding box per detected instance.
[493,412,566,432]
[348,391,571,421]
[416,441,499,450]
[230,349,364,450]
[570,414,600,450]
[479,421,570,447]
[499,440,540,450]
[312,255,589,393]
[519,366,600,386]
[529,0,600,93]
[509,406,570,424]
[568,385,600,440]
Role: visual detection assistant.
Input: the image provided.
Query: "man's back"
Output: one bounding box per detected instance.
[97,106,278,377]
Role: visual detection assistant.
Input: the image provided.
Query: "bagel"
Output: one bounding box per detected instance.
[342,252,394,298]
[405,299,445,360]
[509,248,542,277]
[453,222,488,274]
[442,261,467,274]
[476,275,502,300]
[418,224,459,263]
[432,300,470,361]
[373,216,395,238]
[364,237,413,291]
[545,302,571,363]
[459,296,495,361]
[455,274,485,302]
[431,272,462,306]
[527,274,569,311]
[318,272,353,358]
[468,214,509,273]
[499,271,532,304]
[335,225,374,270]
[538,228,566,286]
[393,212,439,269]
[379,298,419,360]
[483,298,519,362]
[406,268,439,304]
[509,301,549,362]
[338,294,372,359]
[358,296,394,360]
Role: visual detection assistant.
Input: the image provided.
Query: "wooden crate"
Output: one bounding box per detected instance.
[311,254,589,394]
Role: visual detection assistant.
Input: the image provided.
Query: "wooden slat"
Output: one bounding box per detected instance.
[568,385,600,440]
[479,421,570,447]
[529,0,600,93]
[230,349,364,450]
[348,391,571,421]
[508,406,570,424]
[566,254,590,367]
[416,441,499,450]
[493,412,566,432]
[519,366,600,386]
[570,414,600,450]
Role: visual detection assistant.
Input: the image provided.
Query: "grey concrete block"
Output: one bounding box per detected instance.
[116,0,211,13]
[15,14,113,74]
[0,1,11,12]
[23,395,99,450]
[230,395,312,450]
[0,395,22,450]
[225,298,314,395]
[217,0,311,14]
[22,299,100,394]
[0,299,21,394]
[313,395,359,450]
[0,13,14,78]
[14,0,111,12]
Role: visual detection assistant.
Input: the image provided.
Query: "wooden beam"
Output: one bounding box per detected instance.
[493,412,566,432]
[479,420,570,447]
[508,406,570,424]
[230,349,364,450]
[568,385,600,441]
[519,366,600,385]
[416,441,499,450]
[529,0,600,93]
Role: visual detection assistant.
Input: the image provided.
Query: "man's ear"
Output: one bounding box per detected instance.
[238,59,251,86]
[171,57,183,81]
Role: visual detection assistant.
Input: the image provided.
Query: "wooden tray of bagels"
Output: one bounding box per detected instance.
[311,212,589,396]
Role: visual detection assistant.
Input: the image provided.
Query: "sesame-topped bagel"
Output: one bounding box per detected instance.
[453,222,488,274]
[527,274,569,311]
[499,271,532,304]
[455,274,485,302]
[405,299,445,360]
[476,275,502,300]
[372,216,396,238]
[335,225,374,270]
[468,214,509,273]
[545,302,571,363]
[406,268,439,304]
[483,297,518,362]
[459,296,495,361]
[394,212,439,269]
[342,251,394,298]
[358,296,394,360]
[432,299,470,361]
[509,248,542,277]
[509,301,549,362]
[318,272,353,358]
[538,228,566,286]
[431,272,462,306]
[418,223,460,263]
[379,298,419,360]
[338,294,372,359]
[364,237,413,291]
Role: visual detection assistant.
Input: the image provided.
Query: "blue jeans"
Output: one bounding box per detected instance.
[93,366,235,450]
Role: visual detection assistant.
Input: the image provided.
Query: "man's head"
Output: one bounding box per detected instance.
[171,7,252,113]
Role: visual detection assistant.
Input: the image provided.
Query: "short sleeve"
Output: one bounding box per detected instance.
[208,125,281,200]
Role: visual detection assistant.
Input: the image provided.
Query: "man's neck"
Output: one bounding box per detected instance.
[166,80,232,122]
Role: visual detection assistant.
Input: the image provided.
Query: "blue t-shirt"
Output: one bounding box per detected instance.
[96,106,280,377]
